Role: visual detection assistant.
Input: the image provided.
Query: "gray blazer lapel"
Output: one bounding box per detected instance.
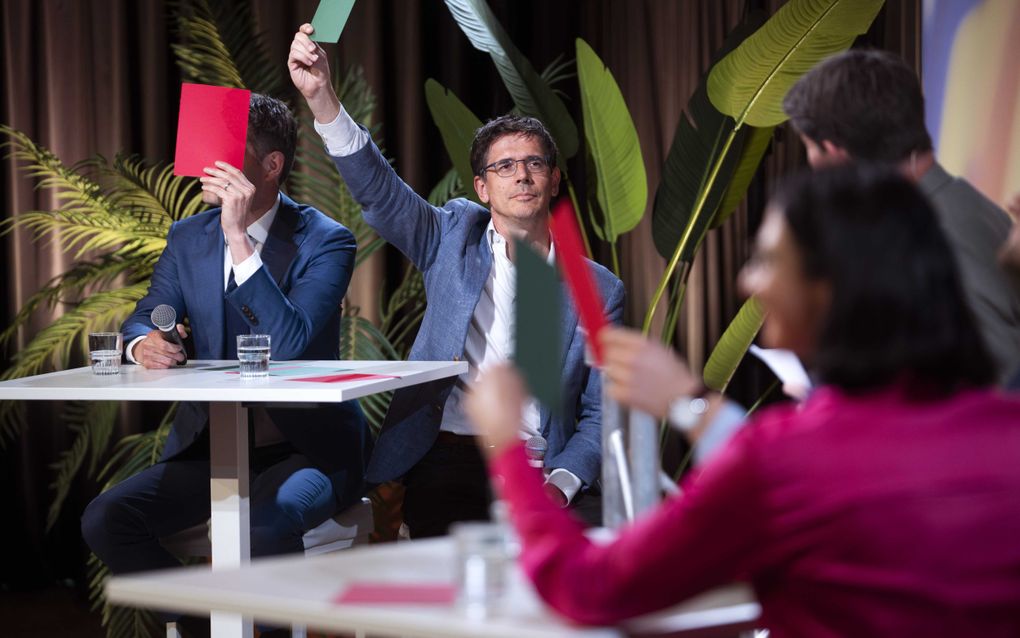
[261,195,303,287]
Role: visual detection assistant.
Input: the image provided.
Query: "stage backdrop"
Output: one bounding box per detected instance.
[923,0,1020,208]
[0,0,920,599]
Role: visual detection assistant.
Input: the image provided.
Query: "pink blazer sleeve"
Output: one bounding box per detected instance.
[490,426,770,626]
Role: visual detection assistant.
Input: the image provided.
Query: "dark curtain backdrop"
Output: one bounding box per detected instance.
[0,0,920,594]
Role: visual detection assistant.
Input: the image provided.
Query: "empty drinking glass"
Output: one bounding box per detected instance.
[237,334,270,378]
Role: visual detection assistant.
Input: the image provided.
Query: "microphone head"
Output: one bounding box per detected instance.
[524,435,547,462]
[150,304,177,331]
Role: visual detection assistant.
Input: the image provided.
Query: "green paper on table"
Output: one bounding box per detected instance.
[310,0,356,43]
[514,239,563,415]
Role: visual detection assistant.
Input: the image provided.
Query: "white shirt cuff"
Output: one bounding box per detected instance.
[546,468,583,506]
[313,106,371,157]
[125,335,146,364]
[231,251,263,287]
[693,400,747,465]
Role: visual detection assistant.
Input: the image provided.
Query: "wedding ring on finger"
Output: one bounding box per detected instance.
[223,182,231,191]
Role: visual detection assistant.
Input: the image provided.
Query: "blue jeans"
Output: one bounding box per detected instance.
[81,440,336,575]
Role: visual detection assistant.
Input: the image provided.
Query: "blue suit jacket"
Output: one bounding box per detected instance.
[121,194,372,508]
[332,141,625,489]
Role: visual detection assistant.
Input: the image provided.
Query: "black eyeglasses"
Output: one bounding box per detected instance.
[480,155,552,178]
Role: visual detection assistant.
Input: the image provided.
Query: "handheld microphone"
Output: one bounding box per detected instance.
[150,304,187,365]
[525,435,547,469]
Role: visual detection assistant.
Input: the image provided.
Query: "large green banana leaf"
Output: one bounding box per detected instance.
[645,0,883,332]
[575,38,647,244]
[424,79,483,203]
[650,12,764,262]
[702,296,765,393]
[443,0,578,159]
[712,123,775,229]
[708,0,885,127]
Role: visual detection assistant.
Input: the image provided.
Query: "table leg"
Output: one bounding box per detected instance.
[208,402,253,638]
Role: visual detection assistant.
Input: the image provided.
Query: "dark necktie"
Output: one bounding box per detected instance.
[224,268,250,359]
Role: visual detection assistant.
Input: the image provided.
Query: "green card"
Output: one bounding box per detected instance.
[310,0,356,43]
[514,239,563,415]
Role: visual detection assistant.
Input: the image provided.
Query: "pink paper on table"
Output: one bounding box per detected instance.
[333,582,456,605]
[289,373,398,383]
[173,83,251,177]
[550,198,608,365]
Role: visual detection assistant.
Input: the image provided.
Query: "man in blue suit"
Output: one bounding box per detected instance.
[290,26,624,537]
[81,95,371,578]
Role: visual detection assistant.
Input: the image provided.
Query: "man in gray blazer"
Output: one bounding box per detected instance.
[289,25,624,537]
[783,49,1020,382]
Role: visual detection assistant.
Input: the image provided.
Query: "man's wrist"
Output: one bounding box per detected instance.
[125,335,146,365]
[307,90,341,124]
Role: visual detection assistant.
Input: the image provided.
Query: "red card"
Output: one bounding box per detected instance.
[550,198,608,365]
[289,373,398,383]
[173,84,251,177]
[333,582,456,605]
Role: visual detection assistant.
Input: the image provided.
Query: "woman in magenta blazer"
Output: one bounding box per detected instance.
[465,164,1020,637]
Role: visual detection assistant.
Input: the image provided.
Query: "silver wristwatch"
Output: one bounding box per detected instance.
[668,395,710,432]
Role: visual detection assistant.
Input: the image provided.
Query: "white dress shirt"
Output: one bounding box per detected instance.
[315,109,583,503]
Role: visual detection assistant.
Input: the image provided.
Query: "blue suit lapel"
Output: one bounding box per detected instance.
[261,194,303,287]
[195,215,227,358]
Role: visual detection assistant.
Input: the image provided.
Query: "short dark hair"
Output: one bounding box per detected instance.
[782,50,932,163]
[773,163,994,396]
[247,93,298,184]
[470,114,558,177]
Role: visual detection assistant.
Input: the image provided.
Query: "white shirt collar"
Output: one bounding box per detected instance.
[226,193,281,247]
[246,193,281,246]
[485,219,556,265]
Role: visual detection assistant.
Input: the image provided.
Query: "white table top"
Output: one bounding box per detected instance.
[0,359,467,403]
[106,537,759,638]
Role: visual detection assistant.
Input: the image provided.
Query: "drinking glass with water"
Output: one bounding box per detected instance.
[237,334,270,378]
[452,521,511,619]
[88,332,123,375]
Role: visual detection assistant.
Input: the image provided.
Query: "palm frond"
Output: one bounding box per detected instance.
[87,554,160,638]
[105,155,207,224]
[341,311,401,431]
[45,401,118,532]
[0,402,26,449]
[8,211,168,260]
[0,257,150,349]
[171,0,284,98]
[427,168,468,206]
[2,284,147,381]
[379,263,427,359]
[335,64,377,129]
[0,125,128,223]
[98,405,175,489]
[289,65,384,264]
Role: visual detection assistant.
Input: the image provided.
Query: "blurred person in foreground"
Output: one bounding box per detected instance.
[466,164,1020,637]
[783,49,1020,382]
